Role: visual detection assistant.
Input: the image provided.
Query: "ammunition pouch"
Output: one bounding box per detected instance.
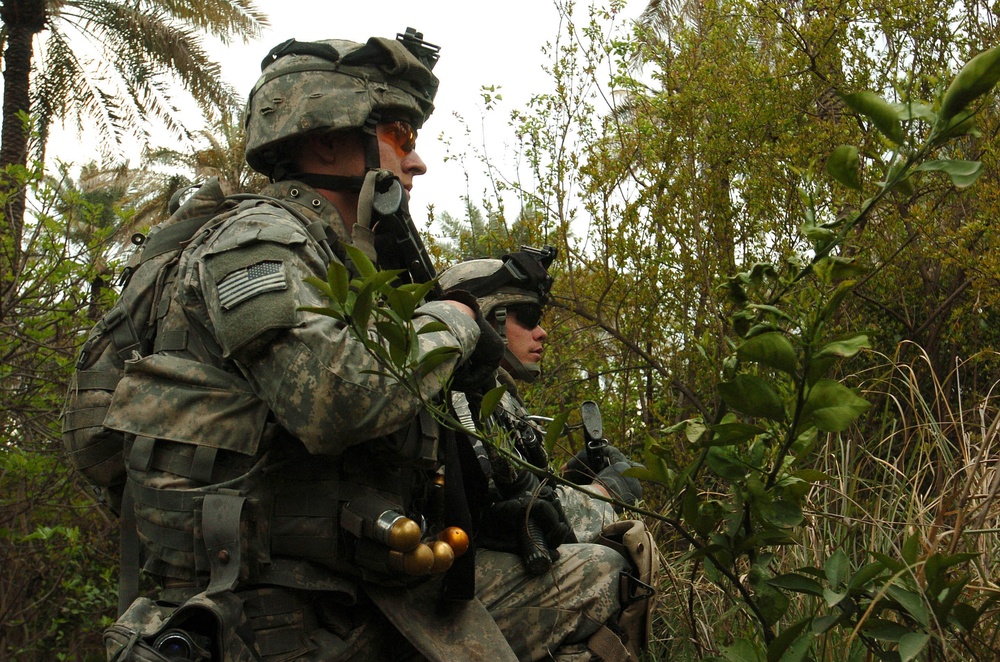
[589,519,661,662]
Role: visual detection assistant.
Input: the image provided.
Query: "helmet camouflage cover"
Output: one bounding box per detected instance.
[437,247,557,319]
[245,29,439,176]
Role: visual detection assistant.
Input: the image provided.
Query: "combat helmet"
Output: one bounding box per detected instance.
[245,28,439,186]
[438,246,557,382]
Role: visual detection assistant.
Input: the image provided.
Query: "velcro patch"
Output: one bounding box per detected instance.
[218,260,287,310]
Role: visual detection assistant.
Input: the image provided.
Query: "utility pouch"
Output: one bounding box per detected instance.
[104,592,257,662]
[591,519,661,662]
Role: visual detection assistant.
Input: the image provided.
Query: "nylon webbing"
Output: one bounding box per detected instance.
[203,494,246,595]
[75,369,121,391]
[140,213,219,263]
[118,482,140,616]
[587,624,630,662]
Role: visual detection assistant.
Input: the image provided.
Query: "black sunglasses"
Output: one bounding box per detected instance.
[506,303,544,329]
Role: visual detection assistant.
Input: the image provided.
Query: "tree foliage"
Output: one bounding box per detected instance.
[442,0,1000,658]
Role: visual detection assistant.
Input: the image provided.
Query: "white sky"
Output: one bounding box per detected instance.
[49,0,644,226]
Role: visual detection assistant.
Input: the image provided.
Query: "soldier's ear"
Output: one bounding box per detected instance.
[301,131,362,169]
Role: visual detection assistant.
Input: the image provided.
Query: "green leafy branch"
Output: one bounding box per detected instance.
[632,47,1000,659]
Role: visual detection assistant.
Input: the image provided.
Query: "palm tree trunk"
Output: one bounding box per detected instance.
[0,0,46,316]
[0,0,45,250]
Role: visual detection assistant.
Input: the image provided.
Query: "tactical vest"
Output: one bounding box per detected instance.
[103,195,446,598]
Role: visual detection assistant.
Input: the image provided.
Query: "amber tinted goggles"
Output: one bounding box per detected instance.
[379,120,418,157]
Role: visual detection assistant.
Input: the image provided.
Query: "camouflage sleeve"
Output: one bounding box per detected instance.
[191,209,480,454]
[556,484,618,543]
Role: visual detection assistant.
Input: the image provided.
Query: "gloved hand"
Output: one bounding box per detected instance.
[563,445,643,512]
[595,461,643,512]
[480,485,576,576]
[443,288,505,395]
[562,444,631,485]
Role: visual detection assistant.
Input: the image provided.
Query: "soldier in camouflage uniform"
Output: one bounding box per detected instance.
[439,254,658,661]
[98,29,643,662]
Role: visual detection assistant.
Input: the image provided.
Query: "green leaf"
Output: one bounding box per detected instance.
[417,346,460,375]
[479,384,507,419]
[352,286,374,329]
[813,256,867,283]
[901,532,920,566]
[767,499,803,527]
[718,374,786,422]
[950,602,980,631]
[345,244,377,278]
[721,638,764,662]
[685,419,708,444]
[815,334,871,359]
[705,421,765,447]
[542,411,570,457]
[827,145,862,190]
[303,275,332,297]
[627,455,674,486]
[848,561,887,589]
[811,614,842,634]
[825,549,850,588]
[386,288,419,321]
[938,46,1000,122]
[842,91,905,145]
[862,618,911,642]
[417,321,450,335]
[793,468,833,483]
[768,573,824,597]
[298,306,346,323]
[886,585,930,627]
[375,320,409,357]
[327,261,350,303]
[802,379,870,432]
[823,588,847,608]
[766,617,811,662]
[399,278,439,304]
[706,446,747,480]
[891,100,936,122]
[898,632,930,662]
[914,159,982,188]
[738,332,798,375]
[925,552,979,579]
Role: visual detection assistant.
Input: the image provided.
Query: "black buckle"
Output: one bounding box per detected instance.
[618,571,655,610]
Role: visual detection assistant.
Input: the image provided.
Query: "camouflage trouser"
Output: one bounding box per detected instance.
[476,544,630,661]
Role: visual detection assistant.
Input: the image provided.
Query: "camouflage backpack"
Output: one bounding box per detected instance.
[61,177,237,514]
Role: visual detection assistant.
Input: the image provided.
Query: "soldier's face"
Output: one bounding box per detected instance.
[502,304,547,368]
[377,121,426,196]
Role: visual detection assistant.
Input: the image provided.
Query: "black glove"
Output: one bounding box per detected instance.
[562,445,630,485]
[480,485,576,576]
[444,288,505,395]
[563,445,642,511]
[596,461,643,511]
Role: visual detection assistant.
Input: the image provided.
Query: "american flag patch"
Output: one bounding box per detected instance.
[217,260,287,310]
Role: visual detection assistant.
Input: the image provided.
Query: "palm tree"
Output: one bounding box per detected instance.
[0,0,267,254]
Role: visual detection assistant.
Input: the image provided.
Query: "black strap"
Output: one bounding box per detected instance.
[440,425,488,601]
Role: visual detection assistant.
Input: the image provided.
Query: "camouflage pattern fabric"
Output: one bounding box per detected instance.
[450,373,628,660]
[476,546,628,661]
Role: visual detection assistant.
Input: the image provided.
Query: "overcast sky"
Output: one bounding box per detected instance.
[51,0,642,226]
